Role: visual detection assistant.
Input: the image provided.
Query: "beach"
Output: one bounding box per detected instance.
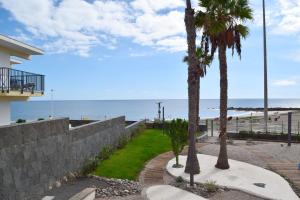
[202,110,300,134]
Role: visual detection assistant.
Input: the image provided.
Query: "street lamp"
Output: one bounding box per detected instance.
[263,0,269,134]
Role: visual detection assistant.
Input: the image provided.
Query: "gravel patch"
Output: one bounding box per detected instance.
[91,176,141,198]
[170,181,226,198]
[44,176,141,200]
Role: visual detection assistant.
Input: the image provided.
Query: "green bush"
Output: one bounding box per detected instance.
[81,157,99,176]
[117,135,129,149]
[164,119,188,168]
[137,123,146,134]
[99,146,112,160]
[81,146,113,175]
[175,176,184,183]
[38,118,45,121]
[204,180,218,193]
[16,119,26,124]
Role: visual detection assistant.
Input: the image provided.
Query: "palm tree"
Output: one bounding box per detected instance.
[196,0,253,169]
[183,48,211,131]
[184,0,200,186]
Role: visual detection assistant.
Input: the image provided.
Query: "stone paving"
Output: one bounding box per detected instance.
[200,138,300,197]
[139,142,268,200]
[167,154,299,200]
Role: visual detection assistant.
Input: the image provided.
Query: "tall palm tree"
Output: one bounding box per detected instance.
[196,0,253,169]
[183,48,211,131]
[184,0,200,186]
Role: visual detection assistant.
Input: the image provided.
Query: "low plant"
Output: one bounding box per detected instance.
[16,119,26,124]
[164,119,188,168]
[117,135,129,149]
[81,157,99,176]
[175,176,184,183]
[203,180,218,193]
[38,118,45,121]
[81,146,114,175]
[99,146,112,160]
[138,123,146,133]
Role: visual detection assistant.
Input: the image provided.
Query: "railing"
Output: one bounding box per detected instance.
[0,67,45,94]
[204,111,300,135]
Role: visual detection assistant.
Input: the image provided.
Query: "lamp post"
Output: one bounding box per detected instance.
[50,89,54,119]
[263,0,269,134]
[156,102,162,121]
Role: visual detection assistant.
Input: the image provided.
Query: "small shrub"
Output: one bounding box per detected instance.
[38,118,45,121]
[204,180,218,193]
[164,119,188,168]
[239,130,248,134]
[16,119,26,124]
[118,135,129,149]
[81,157,99,176]
[81,146,114,176]
[138,123,146,133]
[99,146,112,160]
[175,176,184,183]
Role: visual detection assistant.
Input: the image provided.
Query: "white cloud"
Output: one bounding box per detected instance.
[156,36,187,52]
[131,0,184,13]
[129,51,153,57]
[0,0,187,57]
[274,79,297,86]
[253,0,300,36]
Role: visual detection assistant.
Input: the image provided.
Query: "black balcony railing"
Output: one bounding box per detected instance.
[0,67,45,94]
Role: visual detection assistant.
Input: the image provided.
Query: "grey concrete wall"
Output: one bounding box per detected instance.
[125,120,146,138]
[0,116,135,200]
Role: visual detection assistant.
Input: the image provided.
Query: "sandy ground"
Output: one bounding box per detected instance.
[202,111,300,134]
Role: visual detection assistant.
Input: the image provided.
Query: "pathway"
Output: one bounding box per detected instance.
[139,142,265,200]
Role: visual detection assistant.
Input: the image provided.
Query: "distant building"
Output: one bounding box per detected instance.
[0,34,45,125]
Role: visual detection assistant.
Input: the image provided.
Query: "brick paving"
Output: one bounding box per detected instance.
[245,147,300,195]
[201,139,300,197]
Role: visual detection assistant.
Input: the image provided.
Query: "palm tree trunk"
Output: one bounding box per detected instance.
[184,0,200,186]
[196,78,200,131]
[215,43,230,170]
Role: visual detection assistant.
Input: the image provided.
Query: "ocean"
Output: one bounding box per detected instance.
[11,99,300,121]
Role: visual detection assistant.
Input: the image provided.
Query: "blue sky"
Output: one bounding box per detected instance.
[0,0,299,100]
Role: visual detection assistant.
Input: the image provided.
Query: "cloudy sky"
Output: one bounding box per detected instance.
[0,0,299,100]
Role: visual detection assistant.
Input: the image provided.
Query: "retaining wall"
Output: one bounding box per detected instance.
[0,116,142,200]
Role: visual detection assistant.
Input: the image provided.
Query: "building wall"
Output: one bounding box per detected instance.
[0,101,10,125]
[0,51,10,68]
[0,116,144,200]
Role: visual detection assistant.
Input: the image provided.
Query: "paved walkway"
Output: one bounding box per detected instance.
[139,142,266,200]
[244,145,300,194]
[145,185,208,200]
[139,151,174,186]
[200,139,300,197]
[139,138,300,199]
[167,154,299,200]
[139,143,208,186]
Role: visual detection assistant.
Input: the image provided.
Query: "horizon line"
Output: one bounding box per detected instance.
[26,98,300,102]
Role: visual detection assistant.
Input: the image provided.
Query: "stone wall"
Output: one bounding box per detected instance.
[0,116,140,200]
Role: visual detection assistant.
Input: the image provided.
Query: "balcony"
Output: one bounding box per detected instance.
[0,67,44,98]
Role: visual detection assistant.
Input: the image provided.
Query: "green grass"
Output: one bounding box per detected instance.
[93,129,171,180]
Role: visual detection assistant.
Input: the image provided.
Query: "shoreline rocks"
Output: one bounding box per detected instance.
[227,107,300,112]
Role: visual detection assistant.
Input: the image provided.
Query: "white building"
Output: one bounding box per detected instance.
[0,34,44,125]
